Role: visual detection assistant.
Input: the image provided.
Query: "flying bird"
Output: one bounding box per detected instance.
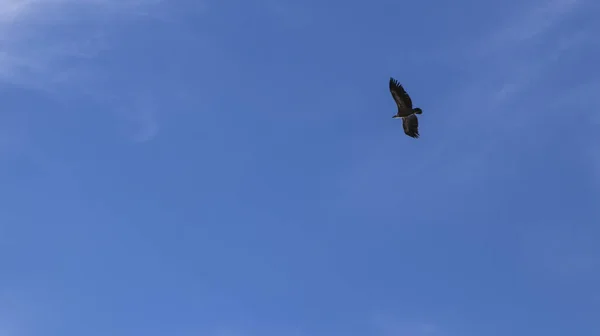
[389,77,422,138]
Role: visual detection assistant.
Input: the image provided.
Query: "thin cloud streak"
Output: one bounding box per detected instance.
[0,0,166,145]
[425,0,592,174]
[372,315,440,336]
[116,94,161,143]
[473,0,582,57]
[330,0,596,220]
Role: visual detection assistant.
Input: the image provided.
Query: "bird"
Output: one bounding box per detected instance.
[389,77,422,138]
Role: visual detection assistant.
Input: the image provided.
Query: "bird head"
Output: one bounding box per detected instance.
[413,108,423,114]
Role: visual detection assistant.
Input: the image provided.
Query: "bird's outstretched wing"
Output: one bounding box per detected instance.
[389,77,413,111]
[402,114,419,138]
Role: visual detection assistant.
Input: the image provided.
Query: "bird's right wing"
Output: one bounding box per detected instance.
[389,77,413,110]
[402,114,419,138]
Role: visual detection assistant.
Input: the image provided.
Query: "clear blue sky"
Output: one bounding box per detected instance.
[1,0,599,335]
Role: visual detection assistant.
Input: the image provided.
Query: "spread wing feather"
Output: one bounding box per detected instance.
[389,77,413,111]
[402,114,419,138]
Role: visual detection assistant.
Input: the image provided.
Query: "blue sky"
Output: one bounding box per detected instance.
[1,0,599,335]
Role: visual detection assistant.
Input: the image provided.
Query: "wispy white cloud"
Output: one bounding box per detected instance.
[192,320,441,336]
[551,78,600,187]
[476,0,581,54]
[0,0,153,81]
[426,0,594,180]
[114,93,160,143]
[372,315,441,336]
[0,291,28,336]
[0,111,29,158]
[331,0,597,215]
[0,0,167,146]
[470,0,585,103]
[187,327,305,336]
[259,0,313,28]
[518,223,600,282]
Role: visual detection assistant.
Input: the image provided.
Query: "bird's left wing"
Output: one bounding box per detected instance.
[402,114,419,138]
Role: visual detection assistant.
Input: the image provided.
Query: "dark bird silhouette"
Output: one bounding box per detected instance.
[389,77,422,138]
